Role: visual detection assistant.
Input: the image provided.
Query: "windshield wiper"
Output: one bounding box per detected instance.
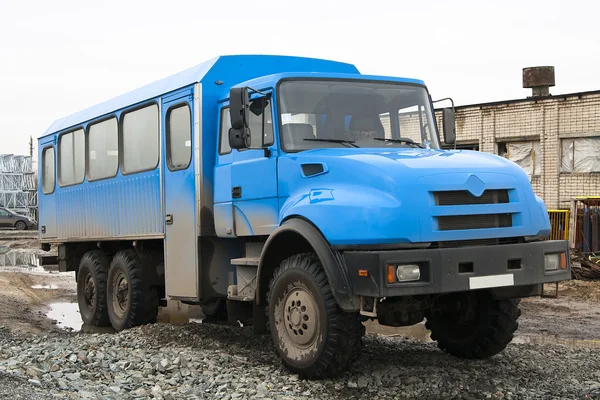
[303,138,359,148]
[372,138,425,148]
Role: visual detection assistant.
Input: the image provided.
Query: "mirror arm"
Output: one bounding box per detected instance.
[432,97,455,110]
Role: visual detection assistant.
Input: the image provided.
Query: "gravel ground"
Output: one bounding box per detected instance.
[0,322,600,400]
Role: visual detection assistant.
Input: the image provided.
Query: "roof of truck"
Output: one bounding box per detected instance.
[40,54,360,138]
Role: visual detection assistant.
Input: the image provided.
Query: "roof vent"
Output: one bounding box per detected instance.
[523,66,555,97]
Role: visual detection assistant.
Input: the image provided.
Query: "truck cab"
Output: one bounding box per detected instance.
[218,72,570,378]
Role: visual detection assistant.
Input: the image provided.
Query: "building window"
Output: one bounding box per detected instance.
[561,138,600,173]
[166,104,192,171]
[379,112,393,139]
[58,129,85,186]
[88,117,118,181]
[498,141,541,177]
[442,142,479,151]
[121,104,159,174]
[42,147,55,194]
[219,107,232,155]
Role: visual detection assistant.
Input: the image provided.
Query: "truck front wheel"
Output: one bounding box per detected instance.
[266,253,364,379]
[425,290,521,359]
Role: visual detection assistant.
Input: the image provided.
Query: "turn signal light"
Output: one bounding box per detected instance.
[560,253,567,269]
[358,269,368,277]
[387,265,395,284]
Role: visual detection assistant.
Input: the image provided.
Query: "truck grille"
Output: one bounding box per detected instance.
[437,214,512,231]
[434,190,509,206]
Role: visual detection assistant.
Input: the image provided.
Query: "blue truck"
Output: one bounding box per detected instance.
[38,54,570,378]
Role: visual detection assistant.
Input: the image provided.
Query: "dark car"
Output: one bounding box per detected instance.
[0,207,36,230]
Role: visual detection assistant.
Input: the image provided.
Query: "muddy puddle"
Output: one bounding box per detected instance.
[46,303,81,331]
[32,284,58,289]
[364,320,433,341]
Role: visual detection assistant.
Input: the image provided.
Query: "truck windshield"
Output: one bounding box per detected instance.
[278,79,441,152]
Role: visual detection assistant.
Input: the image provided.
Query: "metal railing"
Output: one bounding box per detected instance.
[573,198,600,254]
[547,209,570,241]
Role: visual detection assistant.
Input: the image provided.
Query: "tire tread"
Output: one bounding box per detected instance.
[426,294,520,359]
[265,252,364,379]
[108,249,158,330]
[77,250,110,327]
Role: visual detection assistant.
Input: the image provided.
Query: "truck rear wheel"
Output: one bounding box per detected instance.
[106,249,159,331]
[77,250,110,327]
[425,290,520,359]
[266,253,364,379]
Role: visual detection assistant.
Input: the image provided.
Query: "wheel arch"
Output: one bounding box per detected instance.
[256,216,359,312]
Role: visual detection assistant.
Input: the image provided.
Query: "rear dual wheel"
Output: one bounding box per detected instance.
[77,250,111,327]
[106,250,159,331]
[76,249,159,331]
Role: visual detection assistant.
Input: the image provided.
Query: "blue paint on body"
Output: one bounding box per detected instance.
[38,54,550,254]
[277,148,551,246]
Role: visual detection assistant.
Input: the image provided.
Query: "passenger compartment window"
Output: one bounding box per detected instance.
[42,146,55,194]
[121,104,159,174]
[88,117,118,181]
[58,129,85,186]
[166,104,192,171]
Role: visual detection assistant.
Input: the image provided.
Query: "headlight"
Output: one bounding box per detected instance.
[544,253,567,271]
[387,264,421,283]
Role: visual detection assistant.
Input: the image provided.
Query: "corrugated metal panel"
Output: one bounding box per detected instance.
[55,171,162,239]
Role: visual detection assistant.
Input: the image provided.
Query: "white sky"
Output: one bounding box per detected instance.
[1,0,598,158]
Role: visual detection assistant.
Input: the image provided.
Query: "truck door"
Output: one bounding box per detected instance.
[161,86,199,301]
[230,94,279,236]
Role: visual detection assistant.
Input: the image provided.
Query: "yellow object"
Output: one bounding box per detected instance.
[547,210,570,241]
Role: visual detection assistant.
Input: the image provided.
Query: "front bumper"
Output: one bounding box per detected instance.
[342,240,570,298]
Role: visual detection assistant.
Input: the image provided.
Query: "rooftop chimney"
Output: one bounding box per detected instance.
[523,66,555,97]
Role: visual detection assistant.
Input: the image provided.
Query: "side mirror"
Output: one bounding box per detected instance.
[229,87,250,149]
[229,127,246,149]
[229,87,249,129]
[442,108,456,145]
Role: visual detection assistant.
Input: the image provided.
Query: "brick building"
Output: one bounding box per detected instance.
[436,68,600,210]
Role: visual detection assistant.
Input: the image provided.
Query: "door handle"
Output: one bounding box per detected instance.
[166,214,173,225]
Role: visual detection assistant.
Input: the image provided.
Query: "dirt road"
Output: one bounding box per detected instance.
[2,232,600,398]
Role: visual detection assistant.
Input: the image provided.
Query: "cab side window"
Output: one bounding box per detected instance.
[247,98,274,147]
[219,107,232,155]
[219,97,274,154]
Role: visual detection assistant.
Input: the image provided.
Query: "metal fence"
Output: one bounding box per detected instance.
[548,210,570,241]
[0,154,37,220]
[573,198,600,254]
